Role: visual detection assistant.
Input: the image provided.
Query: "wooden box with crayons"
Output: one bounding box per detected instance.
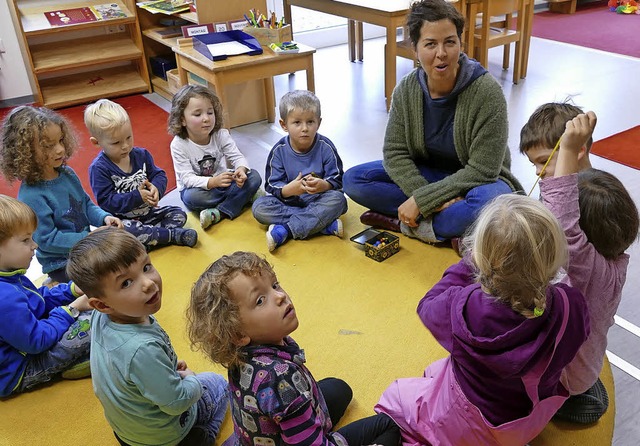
[242,24,292,46]
[350,228,400,262]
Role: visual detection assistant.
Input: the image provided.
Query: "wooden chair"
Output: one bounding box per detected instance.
[472,0,526,83]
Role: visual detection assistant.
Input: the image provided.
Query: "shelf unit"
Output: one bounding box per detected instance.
[137,0,270,127]
[10,0,151,109]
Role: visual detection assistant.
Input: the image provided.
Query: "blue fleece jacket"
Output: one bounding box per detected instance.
[0,270,78,397]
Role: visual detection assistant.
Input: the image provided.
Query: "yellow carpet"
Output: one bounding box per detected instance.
[0,201,614,445]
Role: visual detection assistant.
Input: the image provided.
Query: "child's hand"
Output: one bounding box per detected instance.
[177,362,196,379]
[281,172,307,197]
[302,175,330,194]
[70,294,92,312]
[435,196,464,212]
[560,111,597,154]
[233,168,248,188]
[103,216,123,228]
[207,171,234,189]
[555,111,597,177]
[177,359,188,371]
[145,181,159,207]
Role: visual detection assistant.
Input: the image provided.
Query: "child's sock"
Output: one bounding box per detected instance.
[171,228,198,247]
[200,208,222,229]
[320,218,344,237]
[267,224,290,252]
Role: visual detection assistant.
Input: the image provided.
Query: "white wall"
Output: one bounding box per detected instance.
[0,0,35,103]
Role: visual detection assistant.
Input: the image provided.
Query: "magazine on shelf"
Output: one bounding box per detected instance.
[44,3,126,26]
[139,0,191,15]
[44,7,98,26]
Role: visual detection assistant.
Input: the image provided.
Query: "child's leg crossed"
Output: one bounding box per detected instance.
[192,372,229,443]
[141,206,187,229]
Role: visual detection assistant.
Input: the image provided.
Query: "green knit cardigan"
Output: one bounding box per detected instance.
[382,69,523,217]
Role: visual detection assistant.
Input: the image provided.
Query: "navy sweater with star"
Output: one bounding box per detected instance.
[18,166,110,273]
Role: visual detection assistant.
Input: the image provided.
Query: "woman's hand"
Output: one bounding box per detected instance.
[435,196,464,212]
[398,196,421,227]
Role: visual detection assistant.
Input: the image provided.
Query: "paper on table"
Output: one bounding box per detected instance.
[206,41,254,58]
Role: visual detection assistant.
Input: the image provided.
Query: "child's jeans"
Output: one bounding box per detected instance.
[193,372,229,443]
[252,190,348,239]
[180,170,262,218]
[17,311,92,393]
[121,205,187,249]
[343,160,513,239]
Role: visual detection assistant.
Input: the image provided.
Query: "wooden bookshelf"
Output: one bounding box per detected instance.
[10,0,151,108]
[137,0,272,127]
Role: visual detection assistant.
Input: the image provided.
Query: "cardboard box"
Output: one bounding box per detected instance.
[192,30,262,61]
[350,228,400,262]
[242,24,292,46]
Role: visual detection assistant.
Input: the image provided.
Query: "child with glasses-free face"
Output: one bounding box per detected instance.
[67,229,228,445]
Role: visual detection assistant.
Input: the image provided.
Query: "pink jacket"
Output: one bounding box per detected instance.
[541,174,629,394]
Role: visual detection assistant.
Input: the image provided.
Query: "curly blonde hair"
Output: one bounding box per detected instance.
[187,251,274,369]
[465,194,568,318]
[0,106,77,184]
[167,85,224,139]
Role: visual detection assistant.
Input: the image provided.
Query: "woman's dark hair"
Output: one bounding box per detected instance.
[407,0,465,47]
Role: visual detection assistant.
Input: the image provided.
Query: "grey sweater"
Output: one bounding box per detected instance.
[382,68,523,216]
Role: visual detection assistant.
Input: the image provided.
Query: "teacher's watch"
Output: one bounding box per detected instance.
[65,305,80,319]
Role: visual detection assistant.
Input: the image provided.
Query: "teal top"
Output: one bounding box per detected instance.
[90,312,202,446]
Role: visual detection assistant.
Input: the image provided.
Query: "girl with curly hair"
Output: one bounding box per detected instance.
[0,106,122,283]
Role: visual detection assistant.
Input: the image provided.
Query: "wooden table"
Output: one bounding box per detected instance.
[283,0,412,110]
[172,39,316,128]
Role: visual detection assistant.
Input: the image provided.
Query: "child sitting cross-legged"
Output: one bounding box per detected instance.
[85,99,197,249]
[168,85,262,229]
[187,251,401,446]
[67,228,228,446]
[538,111,639,424]
[0,195,92,398]
[376,194,590,445]
[252,90,347,252]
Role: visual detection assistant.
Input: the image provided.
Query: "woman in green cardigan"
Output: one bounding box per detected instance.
[343,0,522,244]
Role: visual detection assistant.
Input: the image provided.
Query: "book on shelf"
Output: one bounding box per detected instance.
[139,0,192,15]
[44,3,126,26]
[155,26,183,38]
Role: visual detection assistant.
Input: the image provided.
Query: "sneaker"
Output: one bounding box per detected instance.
[251,188,266,203]
[321,218,344,237]
[266,224,288,252]
[172,228,198,247]
[61,359,91,380]
[553,378,609,424]
[200,208,221,229]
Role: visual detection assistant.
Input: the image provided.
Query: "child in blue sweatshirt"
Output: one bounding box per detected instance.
[0,195,92,397]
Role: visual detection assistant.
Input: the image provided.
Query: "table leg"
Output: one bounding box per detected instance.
[306,55,316,92]
[348,19,356,62]
[356,20,364,62]
[264,77,276,123]
[176,56,188,86]
[210,76,229,129]
[521,0,534,78]
[385,25,397,111]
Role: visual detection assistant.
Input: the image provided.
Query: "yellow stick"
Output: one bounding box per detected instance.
[527,137,562,197]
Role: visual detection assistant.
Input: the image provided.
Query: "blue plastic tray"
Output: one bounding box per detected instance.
[192,30,263,61]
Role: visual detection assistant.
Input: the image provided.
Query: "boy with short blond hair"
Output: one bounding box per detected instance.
[0,195,92,397]
[67,228,228,445]
[252,90,347,252]
[85,99,197,249]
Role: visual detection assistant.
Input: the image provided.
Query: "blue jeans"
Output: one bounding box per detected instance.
[252,190,348,239]
[343,160,513,239]
[180,170,262,218]
[193,372,229,443]
[17,311,92,393]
